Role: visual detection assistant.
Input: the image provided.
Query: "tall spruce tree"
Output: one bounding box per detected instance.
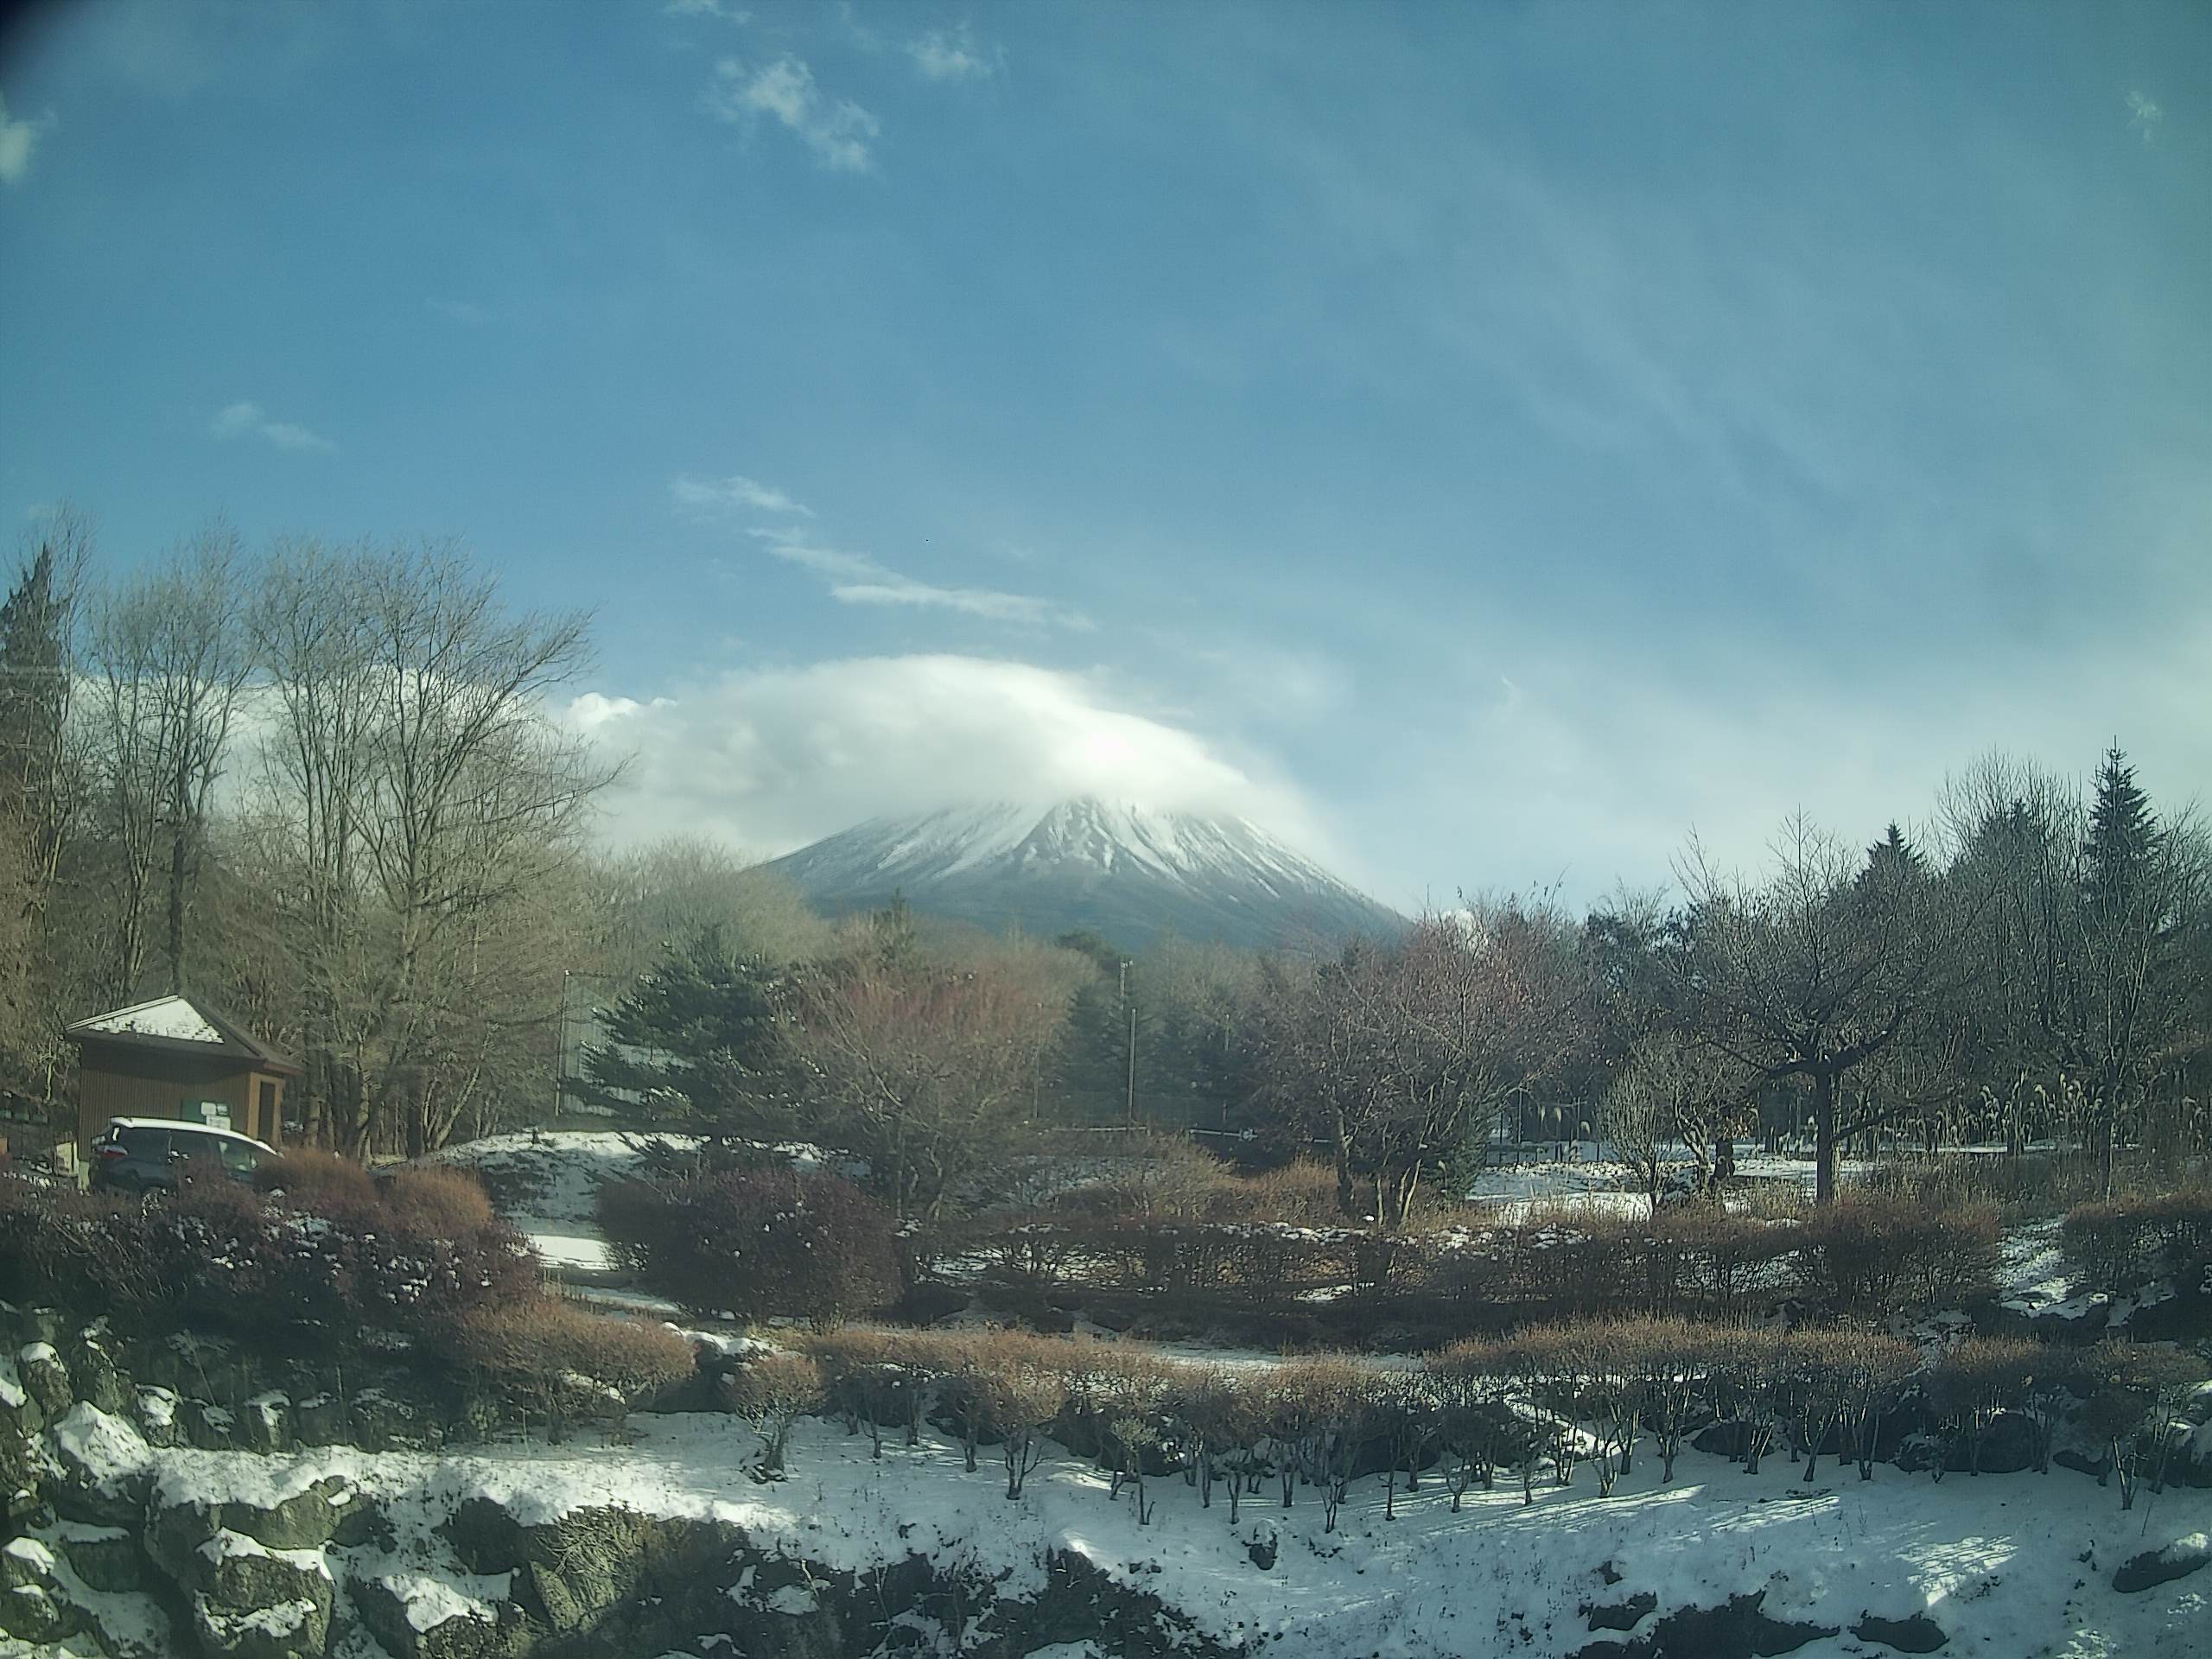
[2072,745,2179,1190]
[2084,746,2156,915]
[1864,823,1928,883]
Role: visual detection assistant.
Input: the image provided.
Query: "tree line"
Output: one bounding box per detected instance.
[587,761,2210,1223]
[6,512,2207,1190]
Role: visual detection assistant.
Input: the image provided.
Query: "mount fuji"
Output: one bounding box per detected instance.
[762,798,1404,952]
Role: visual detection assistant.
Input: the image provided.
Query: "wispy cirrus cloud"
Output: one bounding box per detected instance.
[664,0,749,19]
[751,525,1087,628]
[906,28,999,82]
[0,93,54,186]
[209,401,335,453]
[672,473,814,517]
[674,469,1077,625]
[705,55,878,172]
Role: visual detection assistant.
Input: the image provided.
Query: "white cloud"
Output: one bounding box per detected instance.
[748,525,1087,628]
[569,653,1330,861]
[706,54,878,172]
[672,473,814,517]
[0,94,53,186]
[906,28,998,82]
[664,0,749,18]
[209,401,336,453]
[2127,90,2164,143]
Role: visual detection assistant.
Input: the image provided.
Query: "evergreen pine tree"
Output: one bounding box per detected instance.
[2083,745,2157,914]
[0,547,71,861]
[1861,822,1928,887]
[575,925,807,1140]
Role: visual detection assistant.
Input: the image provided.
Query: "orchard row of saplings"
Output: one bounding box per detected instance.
[721,1322,2208,1532]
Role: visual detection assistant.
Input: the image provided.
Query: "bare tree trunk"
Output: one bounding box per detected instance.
[1813,1068,1840,1207]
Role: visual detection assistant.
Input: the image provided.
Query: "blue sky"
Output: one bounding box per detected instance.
[2,0,2206,911]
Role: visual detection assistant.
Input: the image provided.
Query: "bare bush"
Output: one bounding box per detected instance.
[446,1302,694,1437]
[597,1166,899,1323]
[252,1148,380,1216]
[379,1165,495,1239]
[724,1350,826,1475]
[1794,1195,1998,1315]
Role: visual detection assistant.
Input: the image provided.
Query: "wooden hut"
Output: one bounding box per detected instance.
[65,995,300,1156]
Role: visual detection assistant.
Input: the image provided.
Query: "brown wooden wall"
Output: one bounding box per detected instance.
[73,1057,287,1154]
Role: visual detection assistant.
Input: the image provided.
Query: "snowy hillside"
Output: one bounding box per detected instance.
[764,798,1404,950]
[21,1396,2209,1659]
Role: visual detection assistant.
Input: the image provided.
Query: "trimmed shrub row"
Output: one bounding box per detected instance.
[0,1166,537,1343]
[933,1194,1999,1320]
[2062,1186,2212,1295]
[754,1321,2204,1524]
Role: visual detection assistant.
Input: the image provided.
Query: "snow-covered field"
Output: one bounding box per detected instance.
[31,1398,2210,1659]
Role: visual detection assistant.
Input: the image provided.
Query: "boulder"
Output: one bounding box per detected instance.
[351,1570,527,1659]
[191,1584,333,1659]
[239,1392,293,1455]
[1584,1591,1657,1632]
[1852,1611,1948,1652]
[352,1388,429,1452]
[1944,1411,2041,1476]
[46,1402,151,1528]
[138,1332,261,1410]
[0,1357,44,1437]
[2112,1532,2210,1594]
[292,1394,347,1447]
[133,1384,181,1448]
[54,1523,141,1593]
[60,1328,130,1416]
[162,1525,334,1659]
[153,1474,376,1560]
[2160,1418,2212,1490]
[1693,1421,1748,1459]
[1569,1591,1834,1659]
[16,1342,72,1417]
[181,1398,238,1450]
[2181,1380,2212,1427]
[0,1535,88,1646]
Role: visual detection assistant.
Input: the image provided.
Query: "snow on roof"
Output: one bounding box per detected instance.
[72,995,224,1046]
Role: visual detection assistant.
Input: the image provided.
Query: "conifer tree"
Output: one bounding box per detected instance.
[575,925,808,1141]
[2083,746,2156,915]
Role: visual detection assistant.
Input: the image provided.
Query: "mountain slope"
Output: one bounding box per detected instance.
[763,798,1403,951]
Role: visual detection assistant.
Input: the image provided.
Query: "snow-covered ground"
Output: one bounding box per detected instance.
[36,1399,2211,1659]
[424,1129,691,1276]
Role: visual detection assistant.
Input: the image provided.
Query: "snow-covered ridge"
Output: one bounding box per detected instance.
[766,797,1403,950]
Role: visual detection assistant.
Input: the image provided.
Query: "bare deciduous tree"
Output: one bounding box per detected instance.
[1675,817,1977,1205]
[84,523,253,1000]
[1253,906,1586,1229]
[245,539,616,1154]
[798,937,1075,1218]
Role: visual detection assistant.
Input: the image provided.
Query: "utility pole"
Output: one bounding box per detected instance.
[1121,958,1137,1124]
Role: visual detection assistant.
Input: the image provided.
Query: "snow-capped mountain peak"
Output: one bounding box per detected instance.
[764,798,1402,950]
